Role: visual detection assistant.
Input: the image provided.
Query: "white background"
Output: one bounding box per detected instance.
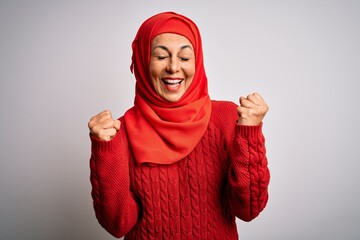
[1,0,360,239]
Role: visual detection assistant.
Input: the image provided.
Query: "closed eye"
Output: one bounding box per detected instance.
[157,56,168,60]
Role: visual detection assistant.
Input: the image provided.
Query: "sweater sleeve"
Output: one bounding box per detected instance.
[89,118,139,238]
[225,123,270,222]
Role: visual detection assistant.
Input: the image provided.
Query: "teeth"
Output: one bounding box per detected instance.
[163,79,182,84]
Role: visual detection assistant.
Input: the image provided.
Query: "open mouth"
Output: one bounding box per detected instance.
[162,78,183,85]
[162,78,183,91]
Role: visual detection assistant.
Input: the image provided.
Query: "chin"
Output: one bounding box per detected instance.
[163,93,183,102]
[164,97,180,102]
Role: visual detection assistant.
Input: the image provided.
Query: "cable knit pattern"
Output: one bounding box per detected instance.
[90,100,270,239]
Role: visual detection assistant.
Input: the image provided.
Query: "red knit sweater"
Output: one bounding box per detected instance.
[90,101,270,239]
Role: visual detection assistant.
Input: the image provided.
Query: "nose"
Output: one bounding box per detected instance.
[166,57,180,73]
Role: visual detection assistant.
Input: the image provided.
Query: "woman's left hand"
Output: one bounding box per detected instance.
[237,92,269,126]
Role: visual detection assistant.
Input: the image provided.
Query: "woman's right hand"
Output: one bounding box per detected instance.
[88,110,121,141]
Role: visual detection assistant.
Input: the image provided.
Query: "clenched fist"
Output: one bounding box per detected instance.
[88,110,121,141]
[237,92,269,126]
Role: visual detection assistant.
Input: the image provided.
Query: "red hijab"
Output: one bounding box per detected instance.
[124,12,211,164]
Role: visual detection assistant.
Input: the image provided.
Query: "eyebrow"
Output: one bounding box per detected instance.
[153,45,193,52]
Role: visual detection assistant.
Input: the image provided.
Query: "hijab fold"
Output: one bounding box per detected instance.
[124,12,211,164]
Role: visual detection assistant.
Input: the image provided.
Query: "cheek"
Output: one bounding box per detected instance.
[149,60,164,79]
[186,63,196,80]
[149,61,156,77]
[149,63,160,87]
[148,67,156,92]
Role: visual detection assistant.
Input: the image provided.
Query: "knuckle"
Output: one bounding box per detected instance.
[261,105,269,113]
[90,125,100,134]
[249,109,257,116]
[110,129,117,137]
[99,110,111,120]
[88,115,97,128]
[104,109,112,117]
[87,120,93,129]
[98,133,109,141]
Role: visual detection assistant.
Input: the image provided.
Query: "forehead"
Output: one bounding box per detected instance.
[151,33,193,49]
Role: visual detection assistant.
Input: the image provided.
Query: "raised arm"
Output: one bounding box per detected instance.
[225,124,270,221]
[225,93,270,221]
[89,111,139,237]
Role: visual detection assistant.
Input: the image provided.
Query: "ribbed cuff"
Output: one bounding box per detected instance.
[235,122,263,138]
[90,132,120,153]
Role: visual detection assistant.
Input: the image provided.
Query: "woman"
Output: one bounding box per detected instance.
[88,12,270,239]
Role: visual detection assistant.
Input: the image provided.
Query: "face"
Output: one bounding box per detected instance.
[149,33,195,102]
